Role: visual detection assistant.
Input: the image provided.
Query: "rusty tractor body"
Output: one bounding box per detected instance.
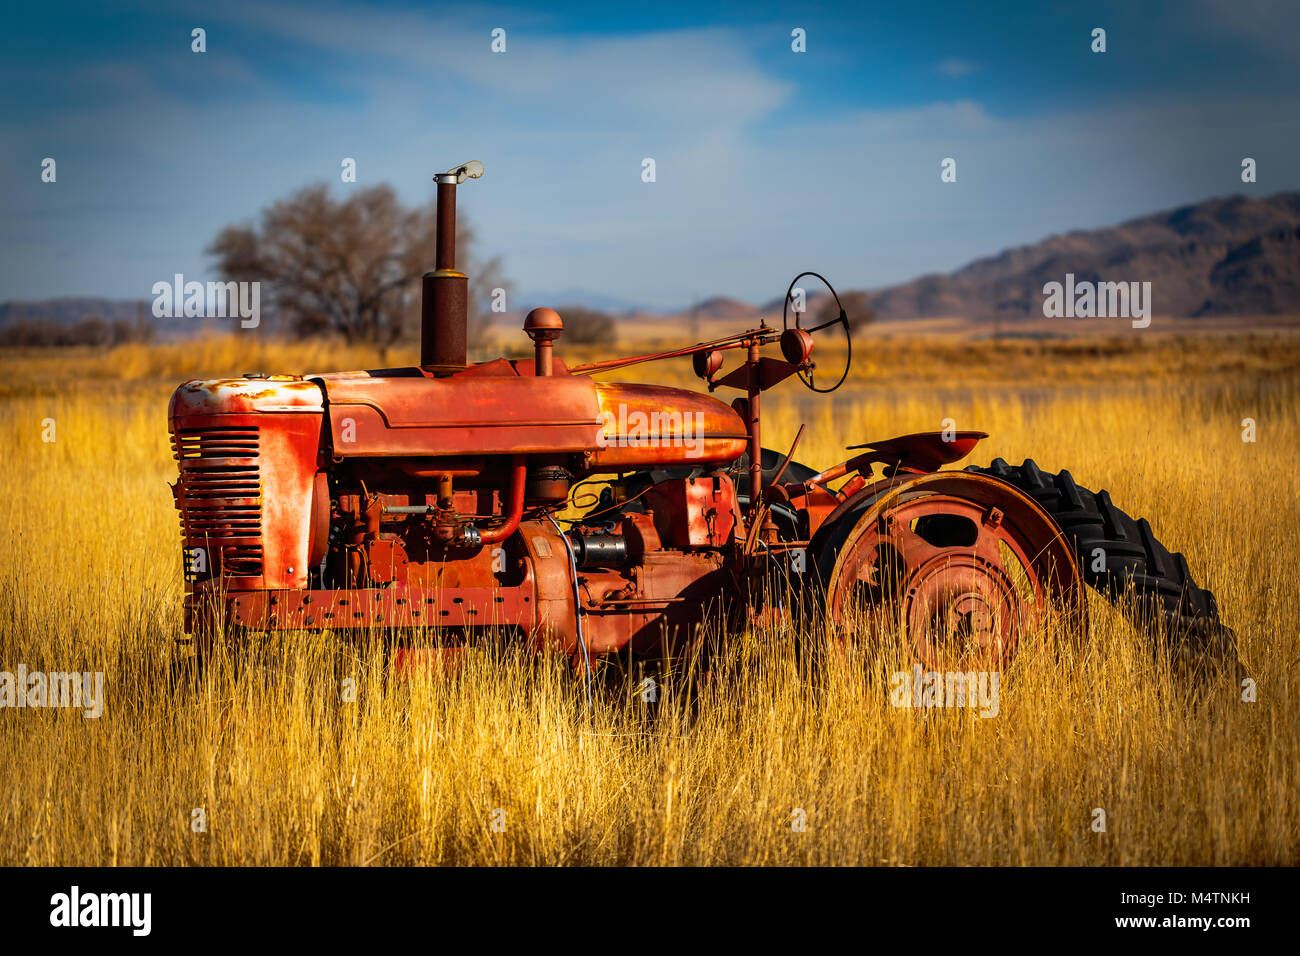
[170,162,1233,673]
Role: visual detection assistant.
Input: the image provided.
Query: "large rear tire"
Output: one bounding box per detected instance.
[967,458,1237,663]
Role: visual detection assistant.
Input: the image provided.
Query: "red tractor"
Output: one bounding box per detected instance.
[169,162,1233,675]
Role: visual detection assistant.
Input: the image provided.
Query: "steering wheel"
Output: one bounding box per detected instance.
[781,271,852,393]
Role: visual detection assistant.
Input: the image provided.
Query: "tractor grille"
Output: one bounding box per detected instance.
[172,426,263,577]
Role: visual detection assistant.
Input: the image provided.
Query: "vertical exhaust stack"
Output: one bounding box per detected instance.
[421,161,484,375]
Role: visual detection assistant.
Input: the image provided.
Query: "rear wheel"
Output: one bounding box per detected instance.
[966,459,1236,663]
[815,472,1086,670]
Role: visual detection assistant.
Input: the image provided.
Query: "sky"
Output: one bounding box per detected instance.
[1,0,1297,311]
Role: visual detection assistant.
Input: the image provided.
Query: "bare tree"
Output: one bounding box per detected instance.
[208,184,508,351]
[110,316,155,344]
[70,315,110,346]
[555,305,617,345]
[0,320,61,347]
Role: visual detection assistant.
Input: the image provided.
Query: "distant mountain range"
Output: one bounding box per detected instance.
[516,288,651,315]
[0,297,233,340]
[0,297,148,327]
[856,191,1300,320]
[540,192,1300,322]
[5,193,1298,331]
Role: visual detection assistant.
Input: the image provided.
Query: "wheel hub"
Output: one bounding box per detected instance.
[902,553,1020,668]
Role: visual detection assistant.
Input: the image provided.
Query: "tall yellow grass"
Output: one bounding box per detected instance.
[0,333,1296,865]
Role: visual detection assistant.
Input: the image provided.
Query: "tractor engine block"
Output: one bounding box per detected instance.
[169,368,750,662]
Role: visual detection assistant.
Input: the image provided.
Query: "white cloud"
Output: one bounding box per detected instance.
[204,1,791,126]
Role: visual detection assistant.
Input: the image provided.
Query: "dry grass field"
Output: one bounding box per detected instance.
[1,325,1297,866]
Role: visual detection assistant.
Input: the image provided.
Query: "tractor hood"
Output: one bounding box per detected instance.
[311,364,603,458]
[170,361,749,469]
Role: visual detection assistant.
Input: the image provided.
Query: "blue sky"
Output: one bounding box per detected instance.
[2,0,1297,310]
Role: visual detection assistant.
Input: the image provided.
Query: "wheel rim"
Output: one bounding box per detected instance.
[826,473,1086,669]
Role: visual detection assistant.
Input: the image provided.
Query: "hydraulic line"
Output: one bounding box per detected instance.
[547,514,593,708]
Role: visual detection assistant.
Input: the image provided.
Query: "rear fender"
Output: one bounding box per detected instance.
[844,430,988,473]
[790,431,989,542]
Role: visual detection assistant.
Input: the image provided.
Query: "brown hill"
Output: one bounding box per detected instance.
[861,192,1300,320]
[688,296,762,320]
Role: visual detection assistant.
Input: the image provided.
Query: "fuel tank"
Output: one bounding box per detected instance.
[589,381,748,469]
